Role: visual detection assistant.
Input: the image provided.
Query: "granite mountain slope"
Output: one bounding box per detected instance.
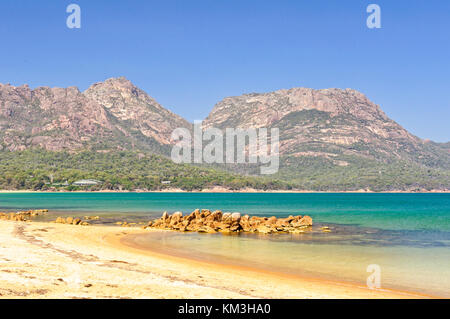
[0,77,190,154]
[204,88,450,190]
[0,78,448,191]
[204,87,449,168]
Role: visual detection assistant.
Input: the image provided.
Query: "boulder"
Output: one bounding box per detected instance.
[298,216,313,226]
[222,212,232,222]
[169,211,183,227]
[239,215,252,231]
[249,216,263,227]
[286,215,295,222]
[206,210,222,222]
[200,209,212,218]
[231,212,241,220]
[266,216,277,225]
[172,211,183,218]
[276,218,290,228]
[256,225,273,234]
[193,209,201,218]
[185,211,196,222]
[198,226,217,233]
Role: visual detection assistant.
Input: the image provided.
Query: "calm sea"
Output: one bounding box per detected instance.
[1,192,449,297]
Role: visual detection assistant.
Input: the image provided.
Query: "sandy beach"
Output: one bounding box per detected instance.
[0,219,435,299]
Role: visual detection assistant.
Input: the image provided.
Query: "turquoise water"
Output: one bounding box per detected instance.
[1,192,449,296]
[1,192,449,231]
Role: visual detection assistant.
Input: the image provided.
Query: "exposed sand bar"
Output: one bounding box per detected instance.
[0,220,433,299]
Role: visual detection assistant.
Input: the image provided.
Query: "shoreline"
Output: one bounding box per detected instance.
[0,220,438,299]
[117,232,438,299]
[0,188,449,194]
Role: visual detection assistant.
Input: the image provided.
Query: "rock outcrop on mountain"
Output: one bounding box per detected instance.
[203,88,450,171]
[84,77,190,146]
[0,77,190,153]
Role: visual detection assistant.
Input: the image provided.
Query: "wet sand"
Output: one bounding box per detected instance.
[0,220,434,298]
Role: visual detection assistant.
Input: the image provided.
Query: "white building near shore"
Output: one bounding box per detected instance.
[72,179,102,186]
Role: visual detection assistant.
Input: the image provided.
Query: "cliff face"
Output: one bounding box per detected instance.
[0,77,190,153]
[204,88,449,170]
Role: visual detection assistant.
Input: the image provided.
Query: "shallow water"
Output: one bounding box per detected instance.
[1,192,449,296]
[129,223,450,297]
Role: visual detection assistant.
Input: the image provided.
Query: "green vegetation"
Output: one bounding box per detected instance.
[0,148,448,192]
[0,149,291,191]
[273,155,450,192]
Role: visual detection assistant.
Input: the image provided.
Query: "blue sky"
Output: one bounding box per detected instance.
[0,0,448,142]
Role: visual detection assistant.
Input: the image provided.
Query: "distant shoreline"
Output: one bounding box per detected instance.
[0,188,449,194]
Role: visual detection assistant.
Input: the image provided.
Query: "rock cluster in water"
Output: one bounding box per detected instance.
[54,216,91,226]
[0,209,48,222]
[145,209,312,234]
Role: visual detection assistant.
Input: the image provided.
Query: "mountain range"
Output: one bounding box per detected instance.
[0,77,448,191]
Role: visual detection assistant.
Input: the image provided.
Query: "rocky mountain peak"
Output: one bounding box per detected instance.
[84,77,191,145]
[0,78,190,152]
[85,76,155,110]
[86,76,137,94]
[204,87,390,130]
[203,86,446,167]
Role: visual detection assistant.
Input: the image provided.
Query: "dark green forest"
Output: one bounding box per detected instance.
[0,149,448,192]
[0,150,290,191]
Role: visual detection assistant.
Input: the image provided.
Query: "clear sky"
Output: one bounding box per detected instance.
[0,0,448,142]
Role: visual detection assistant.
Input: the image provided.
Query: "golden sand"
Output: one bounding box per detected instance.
[0,220,433,299]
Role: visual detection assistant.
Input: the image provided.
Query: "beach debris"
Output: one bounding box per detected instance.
[144,209,313,234]
[0,209,48,222]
